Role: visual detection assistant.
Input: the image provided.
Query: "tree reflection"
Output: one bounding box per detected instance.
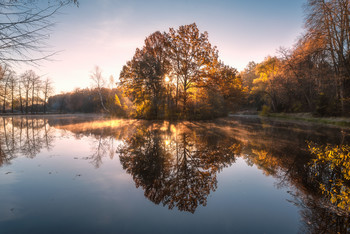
[290,191,350,234]
[219,117,350,233]
[51,118,137,168]
[120,127,171,206]
[0,117,55,166]
[118,123,239,213]
[0,117,137,168]
[2,115,350,231]
[87,133,119,168]
[238,135,350,233]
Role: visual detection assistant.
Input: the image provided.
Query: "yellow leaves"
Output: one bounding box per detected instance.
[308,142,350,212]
[229,143,241,154]
[250,149,279,175]
[330,196,337,204]
[254,56,281,82]
[115,94,121,107]
[136,100,151,117]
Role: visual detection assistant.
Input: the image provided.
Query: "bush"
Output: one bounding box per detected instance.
[259,105,270,116]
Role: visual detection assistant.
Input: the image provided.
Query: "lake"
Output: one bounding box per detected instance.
[0,115,349,234]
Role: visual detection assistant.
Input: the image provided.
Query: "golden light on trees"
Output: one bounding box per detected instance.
[119,23,243,120]
[309,142,350,213]
[164,75,170,83]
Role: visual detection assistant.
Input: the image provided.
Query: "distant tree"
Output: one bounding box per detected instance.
[42,78,53,113]
[90,66,109,113]
[251,56,282,112]
[30,73,41,113]
[241,61,258,89]
[210,64,243,111]
[240,61,262,109]
[20,70,34,114]
[0,65,11,112]
[8,70,17,113]
[18,80,23,113]
[48,87,128,115]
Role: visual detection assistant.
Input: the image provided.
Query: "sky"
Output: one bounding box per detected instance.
[18,0,306,94]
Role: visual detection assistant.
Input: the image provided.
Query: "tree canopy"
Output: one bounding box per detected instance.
[119,23,243,120]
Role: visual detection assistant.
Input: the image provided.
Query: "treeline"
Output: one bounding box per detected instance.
[119,23,243,120]
[241,0,350,117]
[48,87,132,115]
[2,0,348,119]
[0,66,53,114]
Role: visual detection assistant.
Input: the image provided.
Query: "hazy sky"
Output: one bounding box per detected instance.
[19,0,306,93]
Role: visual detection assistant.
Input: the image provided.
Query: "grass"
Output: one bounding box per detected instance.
[266,112,350,127]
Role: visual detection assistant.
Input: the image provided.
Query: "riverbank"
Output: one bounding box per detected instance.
[268,113,350,127]
[232,112,350,128]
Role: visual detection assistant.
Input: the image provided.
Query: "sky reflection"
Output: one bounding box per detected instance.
[0,115,350,233]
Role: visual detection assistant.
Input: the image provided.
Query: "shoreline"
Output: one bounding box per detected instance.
[2,112,350,128]
[231,112,350,128]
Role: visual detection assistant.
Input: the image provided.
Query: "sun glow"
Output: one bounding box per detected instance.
[164,75,170,83]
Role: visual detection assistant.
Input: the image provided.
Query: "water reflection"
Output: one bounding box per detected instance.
[118,123,239,213]
[1,115,350,232]
[0,117,54,166]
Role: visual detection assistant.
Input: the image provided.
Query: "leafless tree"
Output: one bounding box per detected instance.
[30,72,40,113]
[8,70,17,113]
[20,70,34,114]
[0,0,78,65]
[42,78,53,113]
[0,64,11,112]
[90,66,109,113]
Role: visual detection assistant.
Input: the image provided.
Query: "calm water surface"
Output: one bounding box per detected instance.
[0,115,349,233]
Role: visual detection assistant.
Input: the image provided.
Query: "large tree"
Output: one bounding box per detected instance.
[167,23,219,115]
[120,31,170,119]
[119,23,242,119]
[305,0,350,113]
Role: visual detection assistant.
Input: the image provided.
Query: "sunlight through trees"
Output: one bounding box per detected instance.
[119,23,243,119]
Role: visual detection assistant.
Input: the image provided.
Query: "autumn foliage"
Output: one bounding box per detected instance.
[241,0,350,116]
[119,23,243,119]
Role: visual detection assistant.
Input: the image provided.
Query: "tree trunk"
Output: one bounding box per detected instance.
[31,84,34,114]
[44,93,47,114]
[25,92,29,114]
[19,84,23,113]
[3,86,7,113]
[11,86,14,113]
[98,88,109,113]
